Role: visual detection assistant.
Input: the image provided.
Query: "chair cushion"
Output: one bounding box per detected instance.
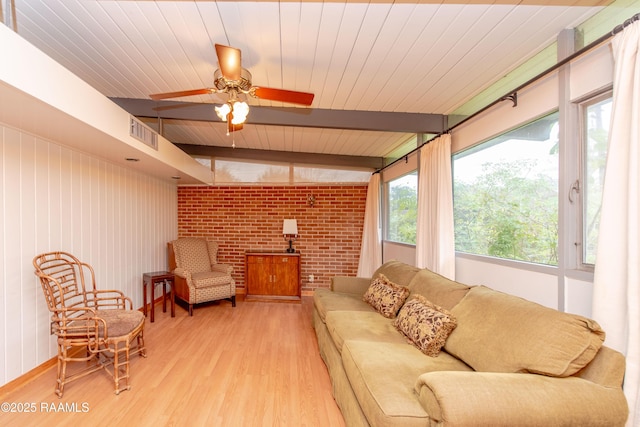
[70,309,144,339]
[192,271,233,289]
[96,309,144,338]
[173,238,211,273]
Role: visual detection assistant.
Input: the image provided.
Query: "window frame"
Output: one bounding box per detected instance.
[451,111,560,266]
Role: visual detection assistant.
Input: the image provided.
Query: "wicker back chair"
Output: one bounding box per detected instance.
[33,251,146,397]
[168,238,236,316]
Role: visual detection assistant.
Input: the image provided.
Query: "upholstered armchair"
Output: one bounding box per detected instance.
[168,237,236,316]
[33,251,146,397]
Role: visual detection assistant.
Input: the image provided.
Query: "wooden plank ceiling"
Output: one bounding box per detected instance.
[11,0,605,165]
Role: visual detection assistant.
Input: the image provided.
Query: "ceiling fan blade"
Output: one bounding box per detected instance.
[215,44,242,81]
[149,88,212,100]
[253,87,314,106]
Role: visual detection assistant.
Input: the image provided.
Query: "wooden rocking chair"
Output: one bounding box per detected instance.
[33,251,146,397]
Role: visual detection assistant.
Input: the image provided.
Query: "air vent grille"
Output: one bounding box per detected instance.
[130,116,158,150]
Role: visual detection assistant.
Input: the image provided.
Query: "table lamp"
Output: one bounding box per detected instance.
[282,219,299,253]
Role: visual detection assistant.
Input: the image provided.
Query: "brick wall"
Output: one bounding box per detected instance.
[177,185,368,294]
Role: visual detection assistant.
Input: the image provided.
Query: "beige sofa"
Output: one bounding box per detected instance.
[312,260,628,426]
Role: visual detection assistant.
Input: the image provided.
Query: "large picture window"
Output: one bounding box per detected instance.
[453,112,559,265]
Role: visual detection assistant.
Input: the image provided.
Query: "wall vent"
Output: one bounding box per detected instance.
[130,116,158,150]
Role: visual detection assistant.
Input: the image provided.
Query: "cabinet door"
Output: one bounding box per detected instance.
[272,256,300,297]
[246,255,272,296]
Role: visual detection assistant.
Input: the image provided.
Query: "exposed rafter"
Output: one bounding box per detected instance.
[110,98,446,134]
[176,144,384,170]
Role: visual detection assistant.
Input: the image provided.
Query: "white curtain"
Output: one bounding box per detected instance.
[357,173,382,277]
[415,134,455,279]
[592,19,640,427]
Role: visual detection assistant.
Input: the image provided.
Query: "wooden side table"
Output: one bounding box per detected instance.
[143,271,175,322]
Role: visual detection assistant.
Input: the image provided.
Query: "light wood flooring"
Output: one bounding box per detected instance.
[0,297,345,427]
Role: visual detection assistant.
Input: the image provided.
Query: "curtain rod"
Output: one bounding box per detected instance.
[374,12,640,175]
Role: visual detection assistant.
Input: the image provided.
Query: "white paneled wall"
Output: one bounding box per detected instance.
[0,123,177,386]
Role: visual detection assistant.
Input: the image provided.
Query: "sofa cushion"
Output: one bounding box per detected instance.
[444,286,606,377]
[394,295,457,357]
[325,311,407,353]
[314,288,375,323]
[363,274,410,318]
[407,268,471,310]
[341,340,472,427]
[371,260,421,287]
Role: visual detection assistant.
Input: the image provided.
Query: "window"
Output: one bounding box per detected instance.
[453,112,559,265]
[208,159,372,184]
[386,171,418,244]
[581,94,612,266]
[293,165,371,183]
[214,159,290,183]
[194,156,212,169]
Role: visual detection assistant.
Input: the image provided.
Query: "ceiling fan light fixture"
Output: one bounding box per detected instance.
[230,101,249,124]
[150,44,314,138]
[215,100,249,125]
[215,103,231,120]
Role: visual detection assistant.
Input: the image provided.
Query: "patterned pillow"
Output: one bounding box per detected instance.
[394,295,457,357]
[363,274,410,318]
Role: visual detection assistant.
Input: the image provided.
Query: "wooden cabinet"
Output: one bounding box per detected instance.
[245,252,301,302]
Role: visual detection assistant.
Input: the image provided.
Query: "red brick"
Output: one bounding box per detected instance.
[177,185,367,292]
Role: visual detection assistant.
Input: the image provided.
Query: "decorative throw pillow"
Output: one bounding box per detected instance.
[362,274,410,318]
[394,295,457,357]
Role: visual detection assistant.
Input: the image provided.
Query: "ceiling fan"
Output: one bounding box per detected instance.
[149,44,315,133]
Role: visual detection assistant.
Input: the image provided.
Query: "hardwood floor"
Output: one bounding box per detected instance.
[0,297,345,427]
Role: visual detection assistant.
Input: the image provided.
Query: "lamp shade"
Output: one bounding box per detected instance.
[282,219,298,235]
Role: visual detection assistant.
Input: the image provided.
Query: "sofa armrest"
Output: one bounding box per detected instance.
[330,276,371,296]
[415,371,628,426]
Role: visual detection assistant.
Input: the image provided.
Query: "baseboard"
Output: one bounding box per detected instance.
[4,304,154,397]
[2,288,280,397]
[0,346,85,399]
[0,358,56,399]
